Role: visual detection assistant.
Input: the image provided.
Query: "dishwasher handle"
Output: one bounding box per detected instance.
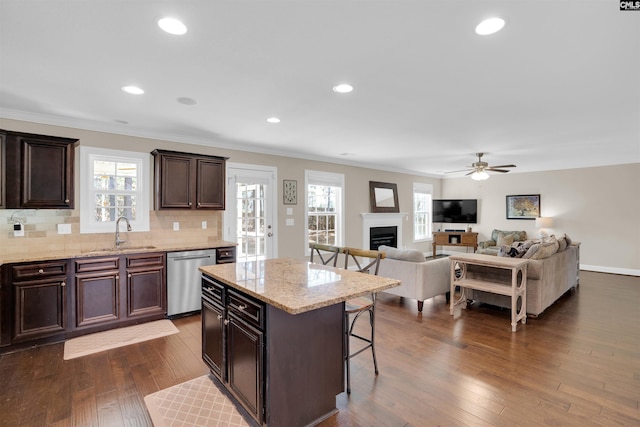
[170,255,214,261]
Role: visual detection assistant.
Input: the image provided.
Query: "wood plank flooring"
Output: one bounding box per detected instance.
[1,271,638,426]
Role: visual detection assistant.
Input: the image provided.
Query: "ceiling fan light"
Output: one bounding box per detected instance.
[471,170,489,181]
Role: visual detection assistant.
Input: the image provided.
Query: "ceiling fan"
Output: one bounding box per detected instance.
[447,152,516,180]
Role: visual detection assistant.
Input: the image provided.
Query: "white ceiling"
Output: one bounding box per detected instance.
[1,1,639,177]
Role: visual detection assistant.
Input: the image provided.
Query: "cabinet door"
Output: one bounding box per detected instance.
[0,132,5,208]
[227,317,264,423]
[74,271,120,327]
[202,298,226,380]
[126,266,166,317]
[17,136,75,208]
[14,277,67,341]
[196,158,225,209]
[157,153,193,209]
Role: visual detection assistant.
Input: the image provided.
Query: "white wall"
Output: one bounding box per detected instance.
[442,164,640,275]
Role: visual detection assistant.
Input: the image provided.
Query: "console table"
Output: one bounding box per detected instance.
[432,231,478,255]
[449,253,527,332]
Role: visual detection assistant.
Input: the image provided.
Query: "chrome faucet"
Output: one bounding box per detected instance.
[115,216,132,248]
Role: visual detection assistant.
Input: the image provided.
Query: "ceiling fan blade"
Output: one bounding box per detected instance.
[464,170,476,176]
[445,168,473,174]
[486,168,511,173]
[488,164,516,169]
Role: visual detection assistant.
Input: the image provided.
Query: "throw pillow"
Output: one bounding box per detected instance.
[378,245,425,263]
[557,234,568,252]
[522,243,540,259]
[496,233,515,247]
[530,236,559,259]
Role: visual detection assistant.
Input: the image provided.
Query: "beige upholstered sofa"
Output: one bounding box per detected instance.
[466,238,580,316]
[377,245,450,312]
[477,229,528,256]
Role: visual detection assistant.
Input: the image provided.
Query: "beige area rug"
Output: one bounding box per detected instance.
[63,319,179,360]
[144,375,250,427]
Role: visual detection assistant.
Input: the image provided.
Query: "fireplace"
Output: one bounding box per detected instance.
[369,226,397,250]
[361,212,407,251]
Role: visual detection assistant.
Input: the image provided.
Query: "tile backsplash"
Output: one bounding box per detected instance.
[1,209,224,261]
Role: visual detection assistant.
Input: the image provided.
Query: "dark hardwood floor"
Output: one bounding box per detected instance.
[1,271,639,426]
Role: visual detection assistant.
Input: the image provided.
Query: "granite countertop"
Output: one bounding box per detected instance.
[199,258,401,315]
[0,240,237,266]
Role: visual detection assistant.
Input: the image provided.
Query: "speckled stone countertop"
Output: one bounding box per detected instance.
[0,240,237,266]
[199,258,401,315]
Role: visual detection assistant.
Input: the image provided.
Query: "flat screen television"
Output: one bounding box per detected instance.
[432,199,478,224]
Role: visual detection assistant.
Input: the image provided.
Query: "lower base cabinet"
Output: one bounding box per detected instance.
[9,260,68,343]
[202,274,344,426]
[73,253,166,333]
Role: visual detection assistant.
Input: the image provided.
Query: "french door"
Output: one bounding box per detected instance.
[224,163,277,262]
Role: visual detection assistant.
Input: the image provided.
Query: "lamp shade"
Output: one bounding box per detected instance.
[535,217,554,228]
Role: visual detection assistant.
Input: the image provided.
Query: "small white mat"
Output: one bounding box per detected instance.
[63,319,179,360]
[144,375,249,427]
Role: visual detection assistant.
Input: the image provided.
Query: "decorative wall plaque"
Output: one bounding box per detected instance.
[283,180,297,204]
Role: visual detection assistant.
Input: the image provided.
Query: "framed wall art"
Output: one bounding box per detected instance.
[283,179,297,204]
[506,194,540,220]
[369,181,399,213]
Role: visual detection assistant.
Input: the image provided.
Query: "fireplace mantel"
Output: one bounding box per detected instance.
[361,212,409,250]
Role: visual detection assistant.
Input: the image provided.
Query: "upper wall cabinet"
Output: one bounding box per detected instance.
[1,129,79,209]
[152,149,228,210]
[0,132,5,208]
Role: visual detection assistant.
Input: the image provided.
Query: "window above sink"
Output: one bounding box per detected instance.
[79,147,150,234]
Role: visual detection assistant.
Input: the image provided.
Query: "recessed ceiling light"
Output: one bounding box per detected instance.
[121,85,144,95]
[177,97,197,105]
[332,83,353,94]
[266,117,280,123]
[158,17,187,35]
[475,17,505,35]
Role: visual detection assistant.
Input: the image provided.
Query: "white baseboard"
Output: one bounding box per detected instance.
[580,264,640,277]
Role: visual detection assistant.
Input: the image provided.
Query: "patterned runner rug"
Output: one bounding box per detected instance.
[63,319,179,360]
[144,375,249,427]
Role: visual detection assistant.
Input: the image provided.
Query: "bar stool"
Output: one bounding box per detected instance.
[309,243,341,267]
[342,247,385,394]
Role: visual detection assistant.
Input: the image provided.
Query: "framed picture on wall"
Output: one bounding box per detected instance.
[506,194,540,220]
[283,180,297,204]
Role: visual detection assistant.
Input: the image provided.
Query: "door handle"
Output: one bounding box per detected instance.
[268,232,273,237]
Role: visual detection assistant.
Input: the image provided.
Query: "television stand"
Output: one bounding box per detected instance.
[432,231,478,255]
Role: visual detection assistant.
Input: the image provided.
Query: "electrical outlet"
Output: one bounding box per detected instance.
[58,223,72,234]
[13,223,24,237]
[202,221,207,229]
[173,222,179,231]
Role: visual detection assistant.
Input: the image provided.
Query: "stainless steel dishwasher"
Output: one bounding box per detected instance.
[167,249,217,317]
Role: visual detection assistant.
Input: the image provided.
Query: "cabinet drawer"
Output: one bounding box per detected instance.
[12,261,67,281]
[202,275,224,305]
[217,247,236,264]
[75,257,120,273]
[126,253,165,269]
[228,289,264,329]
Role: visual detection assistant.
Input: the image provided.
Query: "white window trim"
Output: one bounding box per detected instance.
[79,146,150,234]
[413,182,433,243]
[304,170,345,255]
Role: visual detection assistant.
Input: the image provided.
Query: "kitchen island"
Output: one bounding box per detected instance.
[199,258,400,426]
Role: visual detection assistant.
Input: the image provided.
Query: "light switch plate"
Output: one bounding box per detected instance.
[286,208,293,216]
[202,221,207,229]
[286,218,294,226]
[173,222,179,231]
[58,223,72,234]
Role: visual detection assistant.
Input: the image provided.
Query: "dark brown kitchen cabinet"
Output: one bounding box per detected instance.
[72,253,166,334]
[10,260,69,342]
[216,246,236,264]
[74,256,120,328]
[202,276,264,424]
[0,132,5,208]
[1,129,78,209]
[152,149,227,210]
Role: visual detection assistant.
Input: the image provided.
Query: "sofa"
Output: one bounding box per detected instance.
[466,234,580,316]
[377,245,450,312]
[477,229,528,255]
